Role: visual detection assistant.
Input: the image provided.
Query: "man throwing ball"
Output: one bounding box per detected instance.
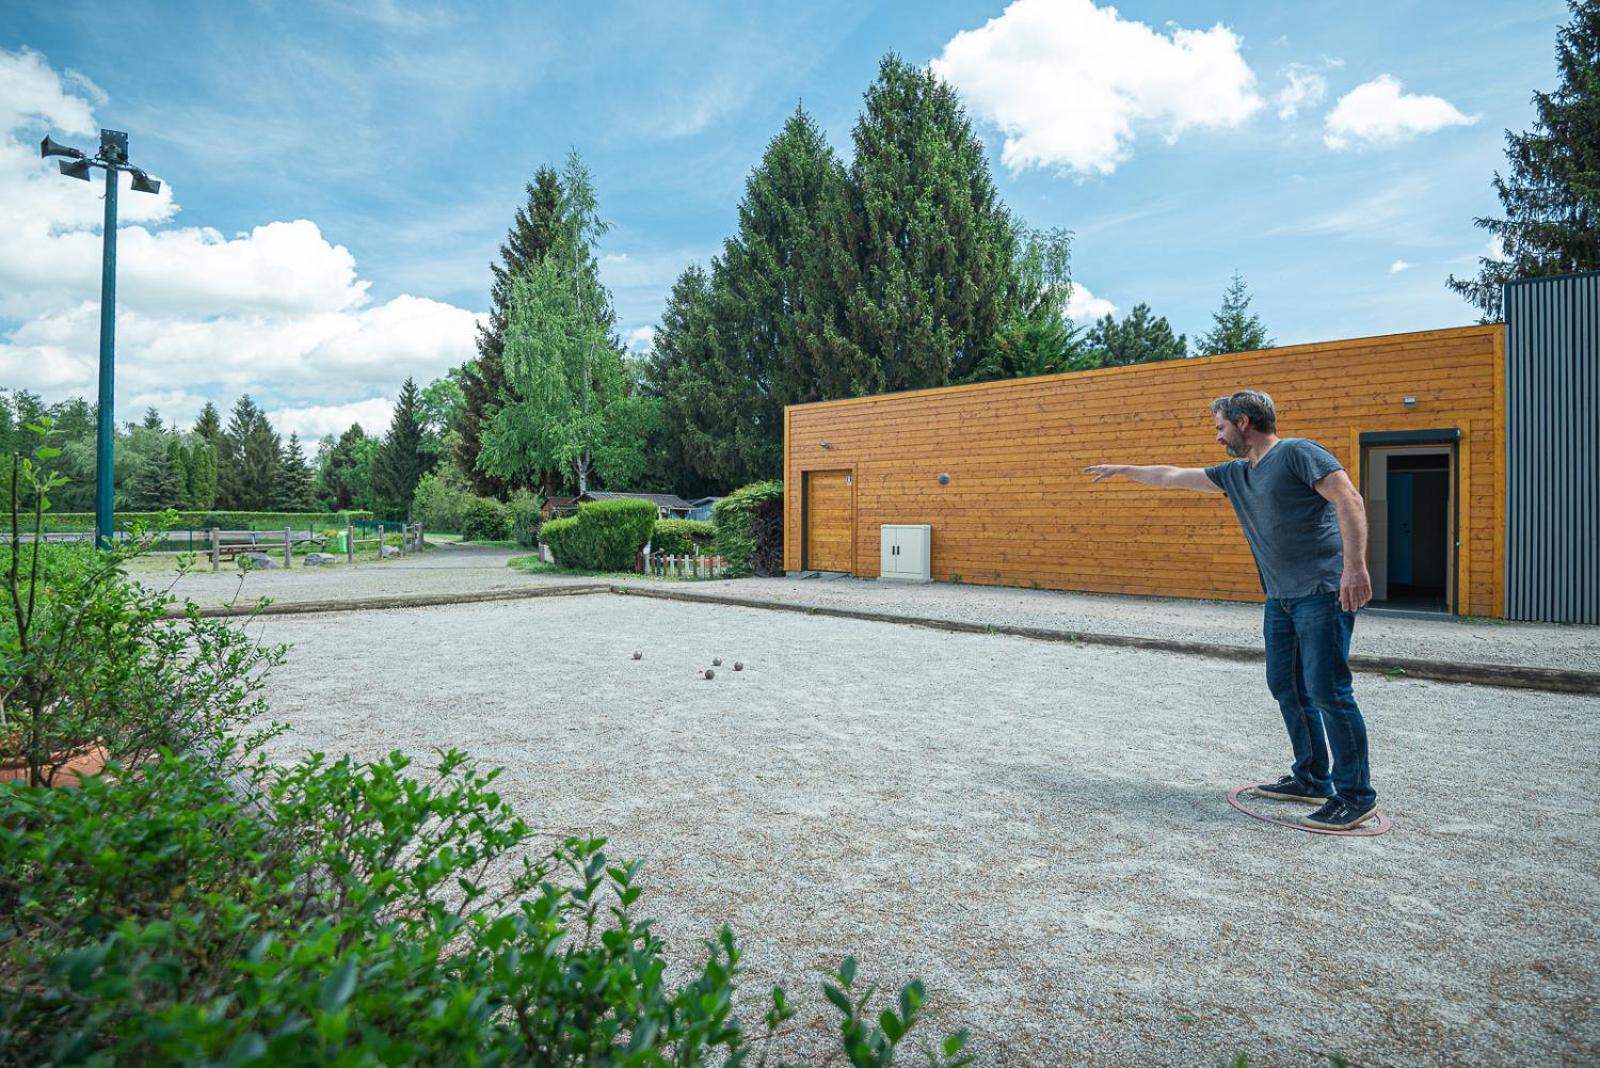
[1084,390,1379,830]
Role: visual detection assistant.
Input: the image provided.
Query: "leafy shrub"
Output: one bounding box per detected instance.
[712,480,784,578]
[508,490,542,548]
[459,496,510,542]
[411,467,474,533]
[540,499,656,571]
[0,749,968,1065]
[2,435,284,788]
[650,518,715,556]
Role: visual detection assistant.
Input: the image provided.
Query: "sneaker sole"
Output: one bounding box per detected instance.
[1303,807,1380,830]
[1250,788,1331,805]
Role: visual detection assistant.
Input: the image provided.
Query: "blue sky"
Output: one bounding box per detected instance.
[0,0,1570,438]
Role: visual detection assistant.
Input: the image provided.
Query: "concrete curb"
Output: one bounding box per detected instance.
[606,585,1600,696]
[165,583,611,619]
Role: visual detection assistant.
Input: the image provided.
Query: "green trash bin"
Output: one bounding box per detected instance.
[332,530,349,553]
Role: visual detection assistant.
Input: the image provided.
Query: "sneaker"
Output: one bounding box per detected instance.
[1251,775,1332,805]
[1303,798,1380,830]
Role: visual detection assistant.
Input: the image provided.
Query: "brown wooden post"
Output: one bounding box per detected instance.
[211,527,220,571]
[398,522,406,557]
[284,526,292,567]
[346,522,354,564]
[377,522,384,560]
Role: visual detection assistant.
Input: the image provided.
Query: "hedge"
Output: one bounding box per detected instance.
[40,510,372,533]
[459,497,511,541]
[650,518,715,556]
[712,480,783,578]
[540,499,657,571]
[508,491,542,548]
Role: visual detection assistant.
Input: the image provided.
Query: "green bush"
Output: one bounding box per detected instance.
[40,510,371,533]
[0,749,968,1065]
[508,490,542,548]
[712,480,784,578]
[459,496,510,542]
[411,468,474,533]
[540,499,656,571]
[3,438,284,788]
[650,518,716,556]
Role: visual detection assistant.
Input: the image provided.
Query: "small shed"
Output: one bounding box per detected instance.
[686,496,722,522]
[576,491,695,520]
[541,495,578,520]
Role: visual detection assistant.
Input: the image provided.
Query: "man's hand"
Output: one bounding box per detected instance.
[1084,464,1125,482]
[1340,567,1373,612]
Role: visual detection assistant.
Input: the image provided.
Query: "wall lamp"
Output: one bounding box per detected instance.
[819,440,831,449]
[1402,395,1418,409]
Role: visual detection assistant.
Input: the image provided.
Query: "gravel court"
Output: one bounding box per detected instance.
[254,595,1599,1066]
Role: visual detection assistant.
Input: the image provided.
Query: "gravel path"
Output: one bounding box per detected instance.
[255,595,1599,1066]
[644,576,1600,675]
[148,544,1599,674]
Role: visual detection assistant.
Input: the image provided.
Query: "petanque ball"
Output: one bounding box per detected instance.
[704,668,715,680]
[734,661,743,671]
[632,650,642,660]
[713,657,723,666]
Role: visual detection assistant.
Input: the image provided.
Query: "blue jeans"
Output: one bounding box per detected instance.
[1263,591,1375,808]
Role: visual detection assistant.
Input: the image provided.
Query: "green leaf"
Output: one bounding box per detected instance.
[318,956,358,1013]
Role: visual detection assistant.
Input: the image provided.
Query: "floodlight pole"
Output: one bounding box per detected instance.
[41,129,160,550]
[95,154,119,551]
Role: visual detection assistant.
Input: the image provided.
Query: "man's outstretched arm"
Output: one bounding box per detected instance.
[1084,464,1222,493]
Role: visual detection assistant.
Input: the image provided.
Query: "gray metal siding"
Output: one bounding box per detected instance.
[1504,272,1600,623]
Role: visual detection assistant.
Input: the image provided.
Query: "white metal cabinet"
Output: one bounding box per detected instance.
[879,524,931,582]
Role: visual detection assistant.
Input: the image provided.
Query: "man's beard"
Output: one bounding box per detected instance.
[1223,440,1248,458]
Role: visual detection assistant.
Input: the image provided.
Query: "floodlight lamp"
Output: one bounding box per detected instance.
[40,136,85,160]
[129,169,161,195]
[60,158,93,181]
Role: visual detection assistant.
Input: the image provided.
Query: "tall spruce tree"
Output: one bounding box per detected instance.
[1195,272,1273,356]
[221,396,283,511]
[278,434,320,512]
[827,54,1019,393]
[177,438,218,510]
[646,265,726,490]
[371,378,429,518]
[140,406,164,431]
[1448,0,1600,320]
[123,445,183,511]
[458,166,566,498]
[1086,304,1188,366]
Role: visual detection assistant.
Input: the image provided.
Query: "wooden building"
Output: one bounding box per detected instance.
[784,324,1507,616]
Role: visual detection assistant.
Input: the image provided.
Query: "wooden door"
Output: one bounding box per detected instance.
[804,470,852,572]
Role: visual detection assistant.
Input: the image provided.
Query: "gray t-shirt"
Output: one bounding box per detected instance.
[1205,438,1346,600]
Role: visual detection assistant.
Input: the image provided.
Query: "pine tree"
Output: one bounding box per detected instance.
[221,396,283,511]
[1196,272,1273,356]
[278,433,320,512]
[318,424,367,511]
[646,265,727,489]
[124,444,184,511]
[140,406,164,431]
[1086,304,1188,366]
[1448,0,1600,320]
[829,54,1020,393]
[458,166,566,498]
[371,378,429,518]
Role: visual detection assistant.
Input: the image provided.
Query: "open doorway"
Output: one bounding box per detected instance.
[1362,436,1457,613]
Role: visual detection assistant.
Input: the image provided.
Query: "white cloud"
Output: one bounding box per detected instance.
[269,397,397,440]
[1064,281,1116,323]
[0,47,482,429]
[623,326,655,353]
[1275,63,1328,119]
[930,0,1263,176]
[1389,259,1411,274]
[1486,234,1506,261]
[1323,74,1477,150]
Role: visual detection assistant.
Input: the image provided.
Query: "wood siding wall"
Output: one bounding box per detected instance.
[784,325,1506,616]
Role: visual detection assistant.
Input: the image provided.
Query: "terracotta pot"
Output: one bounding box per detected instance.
[0,739,109,787]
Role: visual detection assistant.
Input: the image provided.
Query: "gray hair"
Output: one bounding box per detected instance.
[1210,390,1277,434]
